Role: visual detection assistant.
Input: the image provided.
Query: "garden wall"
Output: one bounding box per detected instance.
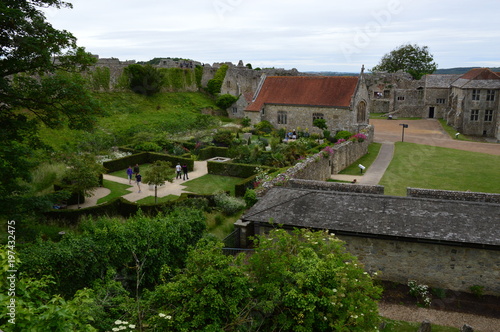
[288,179,384,195]
[331,125,374,174]
[407,188,500,204]
[338,235,500,296]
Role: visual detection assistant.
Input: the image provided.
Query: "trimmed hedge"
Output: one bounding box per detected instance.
[44,193,217,225]
[197,146,229,160]
[103,152,193,173]
[235,174,257,197]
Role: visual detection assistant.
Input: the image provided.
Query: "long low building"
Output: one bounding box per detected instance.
[238,186,500,295]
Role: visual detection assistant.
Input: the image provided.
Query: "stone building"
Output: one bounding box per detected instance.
[238,186,500,295]
[364,68,500,140]
[447,68,500,138]
[244,69,370,135]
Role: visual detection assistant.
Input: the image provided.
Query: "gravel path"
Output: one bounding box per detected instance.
[379,303,500,332]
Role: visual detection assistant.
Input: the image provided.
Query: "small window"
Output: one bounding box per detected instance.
[312,113,324,121]
[486,90,495,101]
[397,96,405,101]
[383,90,390,98]
[232,107,238,114]
[472,89,480,101]
[436,98,445,104]
[470,109,479,121]
[277,111,287,124]
[485,110,493,122]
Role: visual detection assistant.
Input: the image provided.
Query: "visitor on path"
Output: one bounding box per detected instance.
[176,163,182,179]
[135,172,142,193]
[182,164,189,180]
[126,166,134,184]
[133,164,140,177]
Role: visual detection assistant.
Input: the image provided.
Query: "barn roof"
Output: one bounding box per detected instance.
[243,187,500,248]
[245,76,358,112]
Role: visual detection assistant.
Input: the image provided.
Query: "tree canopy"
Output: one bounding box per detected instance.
[148,229,382,331]
[371,44,437,79]
[0,0,101,216]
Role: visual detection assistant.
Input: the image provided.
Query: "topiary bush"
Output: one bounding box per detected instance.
[213,192,246,215]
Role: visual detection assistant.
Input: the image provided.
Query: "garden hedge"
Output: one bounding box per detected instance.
[103,152,193,173]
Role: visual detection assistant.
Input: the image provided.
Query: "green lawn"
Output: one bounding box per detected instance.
[98,180,133,204]
[380,142,500,196]
[182,174,244,196]
[380,318,459,332]
[339,143,382,175]
[109,164,152,179]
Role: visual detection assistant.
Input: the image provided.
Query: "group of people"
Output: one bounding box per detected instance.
[126,163,190,194]
[175,163,189,180]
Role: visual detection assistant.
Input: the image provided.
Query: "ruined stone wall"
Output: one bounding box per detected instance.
[407,188,500,204]
[393,89,425,117]
[338,235,500,295]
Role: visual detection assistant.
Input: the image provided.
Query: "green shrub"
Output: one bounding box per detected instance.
[469,285,484,297]
[215,94,239,109]
[334,130,353,140]
[243,189,258,207]
[213,192,246,215]
[213,130,233,147]
[254,120,274,134]
[134,141,162,152]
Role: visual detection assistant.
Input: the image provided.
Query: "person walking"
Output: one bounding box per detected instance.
[182,164,189,180]
[135,172,142,193]
[176,163,182,179]
[126,166,134,184]
[133,164,140,177]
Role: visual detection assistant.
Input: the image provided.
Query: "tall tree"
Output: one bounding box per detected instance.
[0,0,101,216]
[371,44,437,79]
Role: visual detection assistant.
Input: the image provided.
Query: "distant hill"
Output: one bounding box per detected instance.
[434,67,500,74]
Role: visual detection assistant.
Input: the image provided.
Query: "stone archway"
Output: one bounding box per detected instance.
[357,100,367,123]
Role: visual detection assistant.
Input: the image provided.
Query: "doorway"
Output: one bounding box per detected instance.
[428,107,435,118]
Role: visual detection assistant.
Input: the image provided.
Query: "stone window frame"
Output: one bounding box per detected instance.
[277,111,288,124]
[484,110,494,122]
[486,90,495,101]
[472,89,480,101]
[470,109,479,121]
[436,98,446,104]
[232,107,238,114]
[397,96,405,101]
[383,90,390,98]
[312,113,324,121]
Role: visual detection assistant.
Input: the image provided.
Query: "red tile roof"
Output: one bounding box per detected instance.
[245,76,358,111]
[460,68,500,80]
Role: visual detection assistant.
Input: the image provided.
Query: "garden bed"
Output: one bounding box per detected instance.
[380,280,500,319]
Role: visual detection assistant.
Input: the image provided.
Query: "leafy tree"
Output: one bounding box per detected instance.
[142,160,175,203]
[147,229,382,331]
[0,0,102,217]
[63,154,106,208]
[216,94,239,109]
[124,64,164,95]
[371,44,437,79]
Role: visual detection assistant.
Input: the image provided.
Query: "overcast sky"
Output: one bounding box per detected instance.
[43,0,500,72]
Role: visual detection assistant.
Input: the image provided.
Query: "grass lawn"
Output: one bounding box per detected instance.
[109,164,152,179]
[339,143,382,175]
[182,174,244,196]
[98,180,133,204]
[380,319,459,331]
[380,142,500,196]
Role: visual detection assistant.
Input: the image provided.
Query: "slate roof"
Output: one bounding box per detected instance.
[245,76,358,112]
[424,74,461,88]
[451,68,500,89]
[243,187,500,247]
